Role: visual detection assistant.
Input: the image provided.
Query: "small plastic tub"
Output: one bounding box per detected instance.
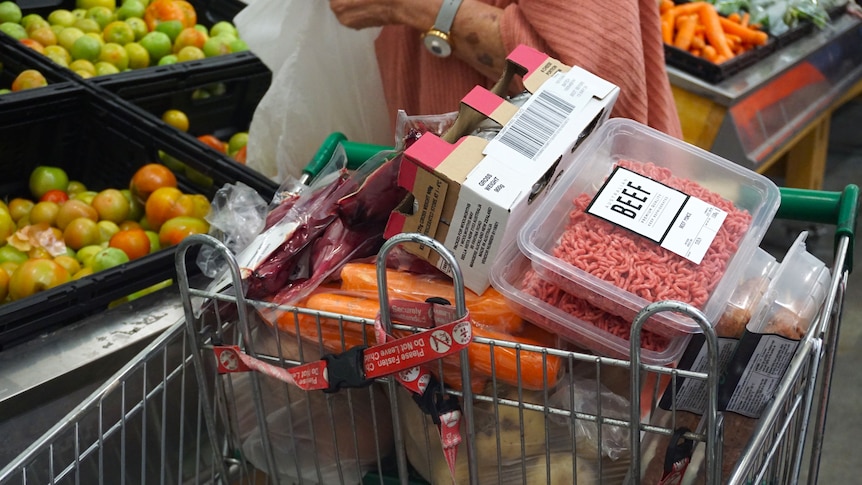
[490,242,690,366]
[518,118,781,336]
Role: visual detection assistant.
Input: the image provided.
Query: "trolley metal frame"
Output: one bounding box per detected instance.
[0,185,856,485]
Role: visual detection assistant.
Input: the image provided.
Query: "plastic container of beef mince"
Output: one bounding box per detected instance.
[517,118,781,336]
[489,242,690,366]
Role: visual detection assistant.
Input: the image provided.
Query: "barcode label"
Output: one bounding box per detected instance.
[495,90,575,160]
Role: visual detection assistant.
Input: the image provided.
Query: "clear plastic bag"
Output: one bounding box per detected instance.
[234,315,395,484]
[234,0,391,183]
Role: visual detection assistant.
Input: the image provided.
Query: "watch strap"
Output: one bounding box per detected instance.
[433,0,464,34]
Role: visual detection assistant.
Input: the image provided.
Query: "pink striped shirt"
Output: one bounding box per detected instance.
[374,0,682,138]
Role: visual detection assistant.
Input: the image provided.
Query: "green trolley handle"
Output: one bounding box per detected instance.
[777,185,858,272]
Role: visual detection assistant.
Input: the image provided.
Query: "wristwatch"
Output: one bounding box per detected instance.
[422,0,464,57]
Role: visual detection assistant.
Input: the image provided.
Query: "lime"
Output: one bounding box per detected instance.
[157,54,177,65]
[94,60,120,75]
[20,14,46,31]
[0,22,27,41]
[91,247,129,272]
[139,30,171,61]
[161,109,189,131]
[124,41,149,69]
[154,19,183,42]
[99,42,129,70]
[209,21,237,38]
[73,17,101,33]
[76,0,116,10]
[69,58,96,75]
[86,6,114,29]
[227,132,249,155]
[102,20,134,44]
[115,0,144,20]
[228,37,248,53]
[202,35,232,57]
[24,17,51,35]
[176,45,204,62]
[44,45,71,66]
[70,34,101,61]
[0,1,22,24]
[48,9,77,27]
[125,16,147,40]
[58,26,85,51]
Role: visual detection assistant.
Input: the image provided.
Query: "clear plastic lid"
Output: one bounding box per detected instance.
[518,118,781,335]
[489,242,691,366]
[747,232,831,339]
[714,248,778,338]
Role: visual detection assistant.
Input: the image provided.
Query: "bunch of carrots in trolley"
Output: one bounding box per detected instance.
[660,0,769,64]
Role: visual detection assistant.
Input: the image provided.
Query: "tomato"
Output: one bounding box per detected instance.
[145,187,210,231]
[109,228,151,260]
[234,144,247,164]
[144,0,196,31]
[130,163,177,205]
[8,258,71,301]
[91,188,130,223]
[40,189,69,203]
[144,186,182,230]
[197,134,227,153]
[158,216,209,246]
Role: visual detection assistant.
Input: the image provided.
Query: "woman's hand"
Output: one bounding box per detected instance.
[328,0,412,29]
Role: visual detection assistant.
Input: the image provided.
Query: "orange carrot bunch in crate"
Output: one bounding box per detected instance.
[660,0,768,64]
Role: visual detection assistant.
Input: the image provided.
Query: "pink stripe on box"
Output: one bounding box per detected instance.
[404,134,455,170]
[507,44,548,76]
[397,157,419,192]
[462,86,504,117]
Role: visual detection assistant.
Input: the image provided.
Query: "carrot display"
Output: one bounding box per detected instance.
[339,262,524,334]
[660,1,769,64]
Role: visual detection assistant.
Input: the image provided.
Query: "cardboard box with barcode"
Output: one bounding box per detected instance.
[385,44,620,293]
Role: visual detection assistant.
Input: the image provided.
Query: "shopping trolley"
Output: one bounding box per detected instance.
[0,182,856,485]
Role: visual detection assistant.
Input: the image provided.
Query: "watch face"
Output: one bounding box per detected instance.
[423,31,452,57]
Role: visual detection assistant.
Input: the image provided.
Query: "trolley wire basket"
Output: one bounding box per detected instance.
[0,184,856,485]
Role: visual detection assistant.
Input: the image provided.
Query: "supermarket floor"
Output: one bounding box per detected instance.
[765,99,862,484]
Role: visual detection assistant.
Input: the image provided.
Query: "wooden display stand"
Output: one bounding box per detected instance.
[669,14,862,190]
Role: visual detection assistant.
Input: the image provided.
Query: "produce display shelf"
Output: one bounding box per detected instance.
[0,87,277,350]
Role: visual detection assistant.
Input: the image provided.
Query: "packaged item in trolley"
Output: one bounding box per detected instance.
[518,118,781,336]
[490,241,691,366]
[638,232,829,484]
[386,44,620,294]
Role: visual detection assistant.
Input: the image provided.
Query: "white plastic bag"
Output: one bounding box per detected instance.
[234,0,392,183]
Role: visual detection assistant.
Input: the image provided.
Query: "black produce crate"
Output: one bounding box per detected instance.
[14,0,248,23]
[92,50,270,142]
[0,32,76,96]
[13,0,258,82]
[0,89,277,350]
[664,40,778,84]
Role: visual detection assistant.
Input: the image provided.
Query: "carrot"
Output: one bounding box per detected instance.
[338,262,524,334]
[673,14,698,51]
[691,31,706,51]
[661,11,676,44]
[283,291,550,391]
[668,1,709,17]
[698,3,735,59]
[659,0,675,14]
[727,11,741,23]
[469,325,563,391]
[741,12,750,28]
[701,44,719,62]
[718,16,768,46]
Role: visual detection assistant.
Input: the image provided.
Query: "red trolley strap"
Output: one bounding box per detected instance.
[212,299,472,393]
